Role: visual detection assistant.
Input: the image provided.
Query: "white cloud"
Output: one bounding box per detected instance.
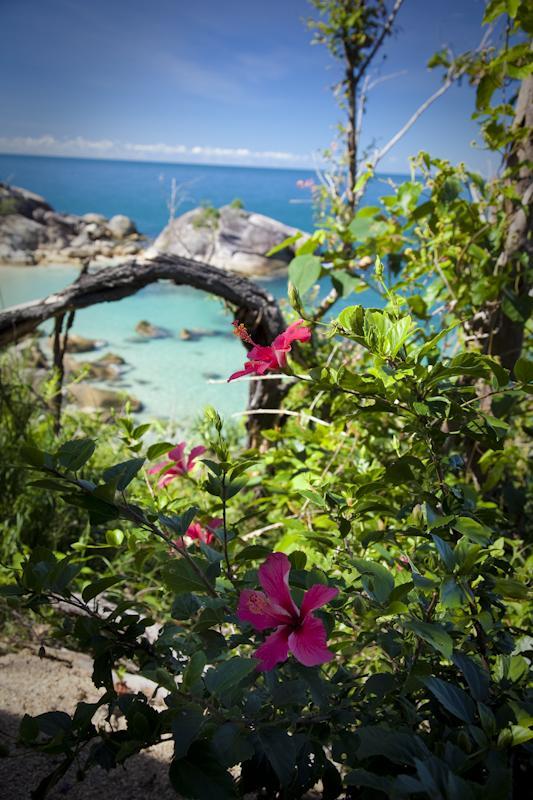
[0,134,314,168]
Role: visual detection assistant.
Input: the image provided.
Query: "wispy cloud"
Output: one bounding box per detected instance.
[0,135,315,168]
[154,52,247,104]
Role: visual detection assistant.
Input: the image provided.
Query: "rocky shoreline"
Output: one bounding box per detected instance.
[0,182,145,265]
[0,182,306,276]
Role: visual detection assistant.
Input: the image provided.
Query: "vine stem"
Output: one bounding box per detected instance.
[221,471,233,583]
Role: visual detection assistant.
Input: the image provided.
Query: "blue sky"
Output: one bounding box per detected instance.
[0,0,496,172]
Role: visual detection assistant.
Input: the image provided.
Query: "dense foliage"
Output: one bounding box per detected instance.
[0,1,531,799]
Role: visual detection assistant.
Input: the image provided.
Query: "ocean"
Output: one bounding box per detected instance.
[0,154,403,427]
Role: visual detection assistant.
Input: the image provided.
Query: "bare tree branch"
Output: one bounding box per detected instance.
[365,73,457,173]
[353,0,405,86]
[364,25,494,179]
[0,254,287,443]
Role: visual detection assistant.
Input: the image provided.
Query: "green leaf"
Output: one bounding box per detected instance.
[454,517,491,544]
[103,458,145,491]
[515,356,533,384]
[132,422,150,439]
[212,722,254,767]
[355,726,429,765]
[431,534,455,570]
[414,323,459,362]
[266,232,302,257]
[204,657,256,697]
[19,714,39,742]
[288,254,322,295]
[171,706,204,759]
[337,304,365,338]
[162,557,213,594]
[423,677,476,722]
[353,170,372,195]
[171,593,201,620]
[405,620,453,659]
[453,652,490,702]
[146,442,173,460]
[56,439,95,471]
[345,769,391,792]
[348,207,380,241]
[352,558,395,605]
[257,727,296,786]
[182,651,206,691]
[169,741,237,800]
[510,725,533,746]
[20,445,55,468]
[492,577,529,599]
[81,575,125,603]
[234,545,272,563]
[439,577,464,609]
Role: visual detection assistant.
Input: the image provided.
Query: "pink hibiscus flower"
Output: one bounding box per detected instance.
[186,517,223,546]
[237,552,338,671]
[169,518,223,553]
[228,319,311,382]
[147,442,206,488]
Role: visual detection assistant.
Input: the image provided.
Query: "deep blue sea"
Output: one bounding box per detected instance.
[0,154,405,427]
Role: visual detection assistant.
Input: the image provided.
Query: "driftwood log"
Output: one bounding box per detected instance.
[0,254,287,444]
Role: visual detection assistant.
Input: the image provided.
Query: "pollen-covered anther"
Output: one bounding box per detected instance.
[247,591,271,614]
[232,321,254,345]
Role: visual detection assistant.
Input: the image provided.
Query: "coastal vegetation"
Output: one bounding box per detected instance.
[0,1,531,799]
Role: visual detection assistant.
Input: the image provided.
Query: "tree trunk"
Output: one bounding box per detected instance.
[0,254,286,445]
[482,75,532,372]
[344,60,357,217]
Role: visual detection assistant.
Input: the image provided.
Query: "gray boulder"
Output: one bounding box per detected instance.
[64,334,106,353]
[135,320,171,338]
[0,182,143,265]
[107,214,137,239]
[0,182,51,217]
[82,212,108,225]
[0,214,45,252]
[68,383,142,414]
[144,204,305,277]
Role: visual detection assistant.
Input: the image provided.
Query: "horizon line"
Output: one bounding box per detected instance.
[0,150,412,178]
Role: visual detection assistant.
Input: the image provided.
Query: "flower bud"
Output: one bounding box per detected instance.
[205,406,223,432]
[106,529,124,547]
[288,282,306,317]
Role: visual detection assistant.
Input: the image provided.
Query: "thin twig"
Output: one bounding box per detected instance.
[232,408,333,428]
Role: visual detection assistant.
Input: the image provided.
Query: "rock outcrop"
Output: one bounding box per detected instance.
[67,383,142,414]
[0,183,144,265]
[143,204,305,276]
[134,320,171,339]
[63,334,107,353]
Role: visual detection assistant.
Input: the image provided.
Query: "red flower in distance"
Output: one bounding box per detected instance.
[147,442,206,488]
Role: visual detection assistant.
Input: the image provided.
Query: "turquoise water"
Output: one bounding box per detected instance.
[0,155,400,424]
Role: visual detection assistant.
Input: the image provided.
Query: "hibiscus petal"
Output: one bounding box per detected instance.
[247,344,277,364]
[168,442,186,463]
[147,460,171,475]
[272,320,311,352]
[283,319,311,344]
[228,363,256,382]
[300,584,339,617]
[254,625,291,671]
[237,589,291,631]
[288,615,335,667]
[185,522,203,540]
[187,445,207,469]
[157,467,179,488]
[258,553,298,617]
